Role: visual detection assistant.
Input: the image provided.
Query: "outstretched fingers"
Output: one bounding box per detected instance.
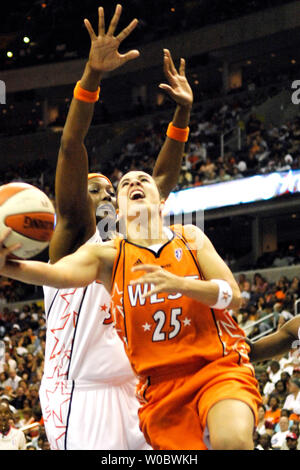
[84,18,97,41]
[0,227,13,245]
[119,49,140,65]
[98,6,105,36]
[179,57,186,76]
[163,49,177,76]
[0,228,20,258]
[107,3,122,36]
[116,18,139,43]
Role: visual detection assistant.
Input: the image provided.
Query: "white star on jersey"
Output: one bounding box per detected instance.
[142,323,151,332]
[183,318,191,326]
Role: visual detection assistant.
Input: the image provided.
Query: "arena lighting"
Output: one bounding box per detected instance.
[164,170,300,215]
[23,36,30,43]
[6,51,13,58]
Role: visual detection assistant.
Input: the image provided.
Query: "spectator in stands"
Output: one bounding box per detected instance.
[256,300,276,334]
[265,395,282,426]
[273,380,289,407]
[10,385,27,410]
[3,369,22,392]
[273,409,292,432]
[280,348,300,376]
[237,273,247,290]
[274,278,288,300]
[281,424,300,450]
[270,416,290,449]
[19,407,35,430]
[275,303,293,330]
[282,377,300,422]
[240,280,252,304]
[34,432,49,450]
[285,432,299,451]
[252,273,268,298]
[255,433,273,450]
[259,370,275,399]
[0,371,8,389]
[281,371,292,388]
[294,368,300,379]
[287,277,300,300]
[268,361,282,384]
[26,385,40,410]
[0,401,26,450]
[256,404,267,436]
[238,308,255,336]
[4,352,16,372]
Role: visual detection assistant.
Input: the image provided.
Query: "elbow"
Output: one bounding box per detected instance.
[230,289,242,310]
[60,134,83,155]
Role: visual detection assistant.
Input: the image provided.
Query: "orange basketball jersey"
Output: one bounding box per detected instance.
[111,225,253,380]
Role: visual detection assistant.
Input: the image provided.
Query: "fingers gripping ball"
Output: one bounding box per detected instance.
[0,183,55,259]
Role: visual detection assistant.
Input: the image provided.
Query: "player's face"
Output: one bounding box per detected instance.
[117,171,161,219]
[88,177,116,220]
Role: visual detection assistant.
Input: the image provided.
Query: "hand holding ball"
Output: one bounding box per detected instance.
[0,183,55,259]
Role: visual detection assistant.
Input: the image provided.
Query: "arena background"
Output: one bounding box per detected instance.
[0,0,300,451]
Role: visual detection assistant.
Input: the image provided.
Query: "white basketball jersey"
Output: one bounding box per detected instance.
[42,231,135,384]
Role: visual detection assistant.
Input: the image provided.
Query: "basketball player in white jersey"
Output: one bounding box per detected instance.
[38,5,193,449]
[246,315,300,363]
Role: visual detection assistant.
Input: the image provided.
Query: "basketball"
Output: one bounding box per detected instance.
[0,182,55,259]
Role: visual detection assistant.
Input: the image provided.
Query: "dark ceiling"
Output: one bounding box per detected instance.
[0,0,295,70]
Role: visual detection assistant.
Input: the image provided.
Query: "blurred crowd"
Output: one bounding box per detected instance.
[2,78,299,201]
[235,272,300,450]
[103,105,300,194]
[0,302,49,449]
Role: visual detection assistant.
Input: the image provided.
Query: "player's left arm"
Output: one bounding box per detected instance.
[152,49,193,200]
[131,225,241,310]
[0,227,113,289]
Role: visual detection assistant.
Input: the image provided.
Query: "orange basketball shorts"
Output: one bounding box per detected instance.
[137,353,262,450]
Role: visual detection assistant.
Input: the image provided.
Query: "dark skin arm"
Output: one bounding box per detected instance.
[49,5,139,263]
[246,315,300,362]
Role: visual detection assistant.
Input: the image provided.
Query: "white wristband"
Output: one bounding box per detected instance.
[210,279,233,310]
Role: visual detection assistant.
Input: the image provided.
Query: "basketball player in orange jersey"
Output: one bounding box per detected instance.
[0,169,262,450]
[28,4,193,450]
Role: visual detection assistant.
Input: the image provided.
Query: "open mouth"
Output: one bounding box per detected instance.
[129,189,145,200]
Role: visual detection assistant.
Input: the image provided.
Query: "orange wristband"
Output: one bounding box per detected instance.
[166,122,190,142]
[73,81,100,103]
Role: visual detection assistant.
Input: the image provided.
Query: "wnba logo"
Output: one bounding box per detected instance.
[0,80,6,104]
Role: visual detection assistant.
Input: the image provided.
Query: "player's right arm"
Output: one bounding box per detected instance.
[50,4,139,264]
[246,315,300,362]
[0,228,115,290]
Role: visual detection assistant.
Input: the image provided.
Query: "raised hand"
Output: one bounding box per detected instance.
[84,4,140,73]
[0,228,20,270]
[159,49,193,108]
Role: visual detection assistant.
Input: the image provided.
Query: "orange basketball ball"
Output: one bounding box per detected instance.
[0,182,55,259]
